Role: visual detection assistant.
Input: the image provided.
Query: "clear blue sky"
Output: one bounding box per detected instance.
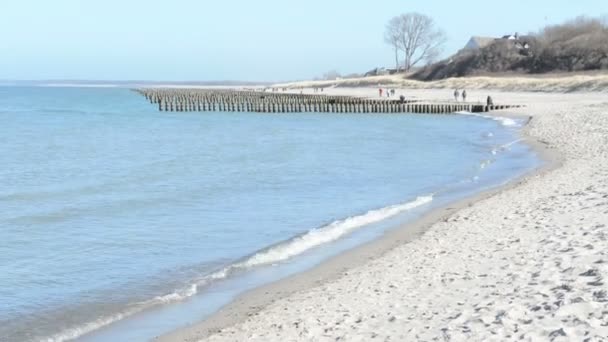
[1,0,605,81]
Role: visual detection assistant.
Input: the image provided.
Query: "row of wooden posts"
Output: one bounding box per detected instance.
[134,89,520,114]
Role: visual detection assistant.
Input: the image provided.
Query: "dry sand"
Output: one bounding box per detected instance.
[159,88,608,342]
[274,73,608,93]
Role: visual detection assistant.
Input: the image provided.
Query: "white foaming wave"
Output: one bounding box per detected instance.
[493,116,518,127]
[41,196,433,341]
[491,138,524,155]
[501,138,523,148]
[239,196,433,268]
[479,159,494,169]
[456,111,520,127]
[43,283,206,342]
[149,284,198,304]
[42,309,136,342]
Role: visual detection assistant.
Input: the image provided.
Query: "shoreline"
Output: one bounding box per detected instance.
[156,95,562,342]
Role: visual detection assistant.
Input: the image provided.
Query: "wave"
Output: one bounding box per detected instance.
[455,111,521,127]
[440,136,525,193]
[237,195,433,268]
[42,311,134,342]
[479,159,494,169]
[479,137,524,173]
[42,284,200,342]
[491,138,524,155]
[42,195,433,341]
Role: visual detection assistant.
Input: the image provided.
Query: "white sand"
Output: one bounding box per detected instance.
[161,88,608,342]
[274,73,608,93]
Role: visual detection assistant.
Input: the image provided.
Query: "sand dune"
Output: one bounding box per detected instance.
[274,74,608,93]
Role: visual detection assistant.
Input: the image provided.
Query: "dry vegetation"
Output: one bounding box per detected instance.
[413,16,608,80]
[534,16,608,71]
[275,16,608,92]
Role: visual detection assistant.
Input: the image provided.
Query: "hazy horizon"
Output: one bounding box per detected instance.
[0,79,274,84]
[1,0,605,81]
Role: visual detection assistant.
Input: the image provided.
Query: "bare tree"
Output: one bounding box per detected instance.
[384,17,402,71]
[387,13,446,71]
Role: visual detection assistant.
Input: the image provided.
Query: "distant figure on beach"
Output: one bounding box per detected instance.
[462,90,467,102]
[390,89,396,96]
[399,95,405,103]
[487,96,494,106]
[379,88,383,97]
[454,89,460,101]
[387,90,390,98]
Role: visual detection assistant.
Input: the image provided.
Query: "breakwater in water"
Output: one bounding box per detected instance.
[135,89,521,113]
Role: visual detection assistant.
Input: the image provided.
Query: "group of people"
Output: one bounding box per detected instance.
[378,88,396,98]
[376,87,496,106]
[258,87,496,106]
[454,89,495,106]
[378,88,407,103]
[266,87,289,92]
[453,89,468,102]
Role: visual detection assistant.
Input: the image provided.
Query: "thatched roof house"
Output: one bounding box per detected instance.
[464,36,496,50]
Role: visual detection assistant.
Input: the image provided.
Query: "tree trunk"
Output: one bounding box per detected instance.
[394,47,399,71]
[404,49,412,71]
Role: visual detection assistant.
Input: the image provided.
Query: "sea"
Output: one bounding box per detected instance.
[0,86,540,341]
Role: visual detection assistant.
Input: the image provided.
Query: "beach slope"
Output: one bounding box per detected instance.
[162,90,608,342]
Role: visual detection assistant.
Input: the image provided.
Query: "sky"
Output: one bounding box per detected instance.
[0,0,605,82]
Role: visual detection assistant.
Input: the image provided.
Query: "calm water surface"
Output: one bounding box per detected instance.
[0,87,539,341]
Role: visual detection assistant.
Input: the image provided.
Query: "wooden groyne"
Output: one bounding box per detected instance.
[134,89,521,114]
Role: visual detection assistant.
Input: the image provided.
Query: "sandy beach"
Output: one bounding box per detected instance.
[274,73,608,93]
[158,87,608,342]
[5,2,608,341]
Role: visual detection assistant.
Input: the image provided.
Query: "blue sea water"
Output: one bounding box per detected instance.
[0,86,539,342]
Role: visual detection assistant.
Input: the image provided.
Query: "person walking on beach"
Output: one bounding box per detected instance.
[454,89,460,102]
[487,95,494,106]
[462,89,467,102]
[379,88,383,97]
